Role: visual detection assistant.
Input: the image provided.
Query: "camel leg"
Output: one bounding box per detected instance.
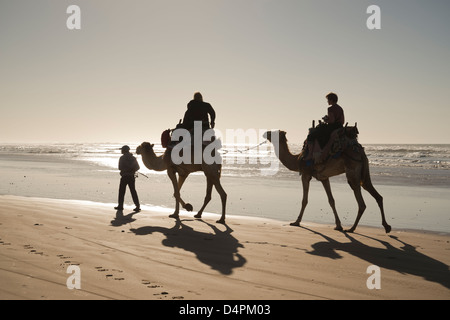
[346,178,366,233]
[168,170,181,219]
[362,181,391,233]
[195,177,213,219]
[291,174,311,226]
[177,173,193,212]
[213,178,227,224]
[321,179,343,231]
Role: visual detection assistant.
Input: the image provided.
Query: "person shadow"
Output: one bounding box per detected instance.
[110,210,138,227]
[302,226,450,290]
[130,219,247,275]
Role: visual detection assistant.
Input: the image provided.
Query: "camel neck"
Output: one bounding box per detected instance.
[274,138,301,172]
[142,149,167,172]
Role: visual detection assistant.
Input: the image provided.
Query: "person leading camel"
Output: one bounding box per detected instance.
[114,145,141,212]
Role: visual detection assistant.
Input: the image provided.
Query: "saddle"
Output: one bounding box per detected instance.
[160,128,217,149]
[161,129,171,148]
[328,124,360,157]
[301,122,361,166]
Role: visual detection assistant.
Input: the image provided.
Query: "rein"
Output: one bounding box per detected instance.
[236,140,268,153]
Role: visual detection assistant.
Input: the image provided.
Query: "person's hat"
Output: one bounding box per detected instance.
[121,145,130,152]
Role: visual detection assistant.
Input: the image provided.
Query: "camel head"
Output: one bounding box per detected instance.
[263,130,287,143]
[136,142,155,155]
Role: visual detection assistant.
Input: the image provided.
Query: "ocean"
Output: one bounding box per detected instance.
[1,142,449,187]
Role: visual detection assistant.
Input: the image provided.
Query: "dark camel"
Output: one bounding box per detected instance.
[263,130,391,233]
[136,142,227,223]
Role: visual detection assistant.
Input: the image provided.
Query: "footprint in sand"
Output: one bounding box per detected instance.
[141,279,161,289]
[96,266,124,281]
[1,239,11,246]
[95,266,107,272]
[56,254,79,268]
[57,254,72,260]
[153,291,171,298]
[142,280,181,299]
[24,244,44,255]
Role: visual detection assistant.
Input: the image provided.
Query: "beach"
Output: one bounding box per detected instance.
[1,144,449,233]
[0,144,449,300]
[2,0,450,304]
[0,195,449,300]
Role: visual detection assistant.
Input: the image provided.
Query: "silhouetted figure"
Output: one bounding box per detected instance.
[323,92,345,133]
[181,92,216,131]
[114,145,141,212]
[305,92,345,162]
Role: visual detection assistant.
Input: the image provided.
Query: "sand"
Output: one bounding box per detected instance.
[0,195,449,300]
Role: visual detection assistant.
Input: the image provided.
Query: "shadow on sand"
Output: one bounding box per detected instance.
[130,219,246,275]
[302,226,450,290]
[110,210,138,227]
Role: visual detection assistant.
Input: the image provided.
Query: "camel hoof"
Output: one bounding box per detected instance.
[335,226,343,231]
[216,219,226,224]
[184,203,193,212]
[384,224,392,233]
[290,222,300,227]
[344,228,355,233]
[169,213,179,219]
[194,213,202,219]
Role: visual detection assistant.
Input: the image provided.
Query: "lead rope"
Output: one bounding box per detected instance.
[220,140,268,154]
[236,140,268,153]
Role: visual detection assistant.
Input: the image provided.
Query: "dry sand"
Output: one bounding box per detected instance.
[0,195,449,300]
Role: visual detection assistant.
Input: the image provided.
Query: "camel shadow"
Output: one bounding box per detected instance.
[302,226,450,289]
[130,219,246,275]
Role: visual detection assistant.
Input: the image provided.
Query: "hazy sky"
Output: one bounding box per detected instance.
[1,0,449,144]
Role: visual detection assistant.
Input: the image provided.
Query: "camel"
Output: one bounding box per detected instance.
[263,130,391,233]
[136,142,227,224]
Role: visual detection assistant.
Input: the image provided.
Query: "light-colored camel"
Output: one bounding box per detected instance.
[136,142,227,224]
[263,130,391,233]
